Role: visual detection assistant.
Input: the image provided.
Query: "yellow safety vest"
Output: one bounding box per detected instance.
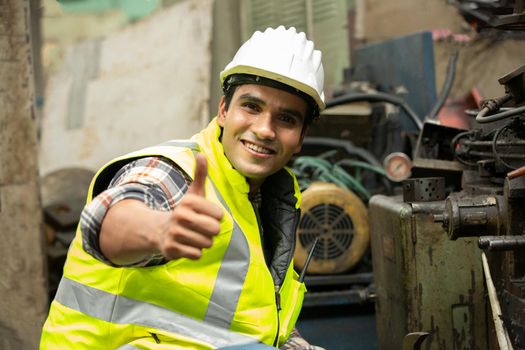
[41,118,306,349]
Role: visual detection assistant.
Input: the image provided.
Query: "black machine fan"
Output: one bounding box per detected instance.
[294,182,370,274]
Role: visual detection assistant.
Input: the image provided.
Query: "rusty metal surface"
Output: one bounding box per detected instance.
[0,1,49,349]
[403,177,446,202]
[369,194,488,350]
[436,192,507,240]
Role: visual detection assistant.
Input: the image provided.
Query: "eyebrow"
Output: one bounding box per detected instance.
[237,93,305,122]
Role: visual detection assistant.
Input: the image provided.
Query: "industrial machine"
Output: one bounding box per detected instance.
[291,6,525,345]
[370,64,525,349]
[292,31,436,308]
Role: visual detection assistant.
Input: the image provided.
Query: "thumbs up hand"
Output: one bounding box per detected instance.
[157,154,224,260]
[187,152,208,196]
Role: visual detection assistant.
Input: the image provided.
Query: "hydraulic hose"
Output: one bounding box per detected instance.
[428,51,459,120]
[302,137,382,168]
[475,93,514,123]
[476,104,525,124]
[325,92,423,131]
[293,156,372,199]
[336,159,393,194]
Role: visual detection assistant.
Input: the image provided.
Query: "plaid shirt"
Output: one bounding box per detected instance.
[80,156,324,350]
[80,156,191,266]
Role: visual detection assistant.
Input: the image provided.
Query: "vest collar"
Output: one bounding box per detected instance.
[192,117,250,195]
[192,118,300,287]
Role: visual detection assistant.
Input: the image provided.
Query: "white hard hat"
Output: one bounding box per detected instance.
[220,26,325,111]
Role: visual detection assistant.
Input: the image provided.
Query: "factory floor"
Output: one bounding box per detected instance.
[296,303,377,350]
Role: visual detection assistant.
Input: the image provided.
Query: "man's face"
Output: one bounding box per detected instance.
[217,84,307,188]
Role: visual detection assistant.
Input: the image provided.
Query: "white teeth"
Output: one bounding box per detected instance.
[245,142,272,154]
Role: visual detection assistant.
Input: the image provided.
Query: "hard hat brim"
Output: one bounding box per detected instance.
[220,65,326,111]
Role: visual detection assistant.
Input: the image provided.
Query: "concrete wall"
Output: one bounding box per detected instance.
[0,1,49,348]
[209,0,242,116]
[39,0,213,176]
[360,0,466,44]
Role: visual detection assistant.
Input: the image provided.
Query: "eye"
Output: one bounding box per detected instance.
[241,102,260,113]
[278,114,298,125]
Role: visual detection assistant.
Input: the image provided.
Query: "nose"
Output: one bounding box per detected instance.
[251,114,276,140]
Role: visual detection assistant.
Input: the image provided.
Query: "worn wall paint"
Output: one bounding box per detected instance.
[39,0,213,176]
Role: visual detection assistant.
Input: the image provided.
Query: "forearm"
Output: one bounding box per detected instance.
[99,199,167,266]
[81,155,220,266]
[79,156,191,266]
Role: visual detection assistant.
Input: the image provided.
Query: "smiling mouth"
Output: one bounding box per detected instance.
[242,141,275,155]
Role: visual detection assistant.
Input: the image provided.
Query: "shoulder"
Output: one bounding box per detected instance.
[111,156,190,187]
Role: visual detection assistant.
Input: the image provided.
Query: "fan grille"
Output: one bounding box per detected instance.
[298,203,354,260]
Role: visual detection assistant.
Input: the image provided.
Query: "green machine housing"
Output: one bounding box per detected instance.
[369,194,488,350]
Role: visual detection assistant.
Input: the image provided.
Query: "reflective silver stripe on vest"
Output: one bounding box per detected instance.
[55,277,257,348]
[160,141,251,329]
[204,180,250,328]
[159,140,200,150]
[116,345,140,350]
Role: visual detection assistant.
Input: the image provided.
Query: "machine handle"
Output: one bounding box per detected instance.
[298,237,320,283]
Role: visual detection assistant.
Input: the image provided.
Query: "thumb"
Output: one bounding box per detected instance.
[188,153,208,196]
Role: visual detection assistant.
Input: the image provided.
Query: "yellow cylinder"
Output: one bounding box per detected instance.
[294,182,369,274]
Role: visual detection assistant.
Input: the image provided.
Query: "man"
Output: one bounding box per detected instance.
[41,25,325,349]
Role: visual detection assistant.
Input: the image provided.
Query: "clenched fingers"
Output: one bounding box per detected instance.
[180,193,224,221]
[160,225,215,260]
[171,205,222,238]
[157,195,224,260]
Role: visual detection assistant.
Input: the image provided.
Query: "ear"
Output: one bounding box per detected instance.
[217,96,226,127]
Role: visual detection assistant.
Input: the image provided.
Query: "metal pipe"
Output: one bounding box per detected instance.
[462,140,525,147]
[508,165,525,179]
[467,151,525,160]
[481,252,514,350]
[479,236,525,250]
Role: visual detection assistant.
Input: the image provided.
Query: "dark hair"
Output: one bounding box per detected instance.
[222,74,319,126]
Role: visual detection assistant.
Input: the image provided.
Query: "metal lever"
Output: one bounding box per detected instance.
[479,235,525,250]
[403,332,429,350]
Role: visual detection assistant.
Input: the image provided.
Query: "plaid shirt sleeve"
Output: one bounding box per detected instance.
[280,328,326,350]
[80,156,191,267]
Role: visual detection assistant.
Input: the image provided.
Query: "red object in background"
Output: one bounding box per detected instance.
[436,87,483,129]
[432,28,472,43]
